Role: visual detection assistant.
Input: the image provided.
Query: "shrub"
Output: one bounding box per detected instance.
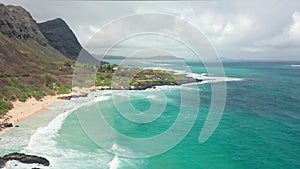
[44,74,61,90]
[8,95,17,102]
[0,99,13,115]
[57,85,71,95]
[18,94,28,102]
[32,91,45,100]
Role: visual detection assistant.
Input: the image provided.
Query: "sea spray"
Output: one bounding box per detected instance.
[108,155,121,169]
[21,93,111,168]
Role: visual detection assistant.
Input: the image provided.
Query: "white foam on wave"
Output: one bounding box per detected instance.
[146,94,160,100]
[95,95,110,102]
[291,64,300,67]
[4,161,42,169]
[18,93,111,168]
[154,85,182,90]
[108,155,121,169]
[202,76,243,83]
[174,69,244,83]
[108,67,243,94]
[107,154,145,169]
[11,148,112,169]
[106,142,146,169]
[148,67,244,83]
[24,101,92,153]
[107,142,147,169]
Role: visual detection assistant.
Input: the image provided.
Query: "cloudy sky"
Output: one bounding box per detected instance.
[2,0,300,60]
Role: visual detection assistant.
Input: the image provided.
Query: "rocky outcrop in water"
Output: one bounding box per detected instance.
[0,152,50,168]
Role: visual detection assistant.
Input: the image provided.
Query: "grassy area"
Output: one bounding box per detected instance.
[0,31,76,116]
[0,62,193,116]
[57,85,71,94]
[0,74,64,101]
[95,65,194,89]
[0,99,13,115]
[0,73,72,115]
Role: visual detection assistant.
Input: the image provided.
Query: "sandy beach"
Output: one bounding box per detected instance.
[0,95,63,127]
[0,86,109,133]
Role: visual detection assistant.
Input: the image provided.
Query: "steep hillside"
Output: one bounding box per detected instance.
[0,32,70,76]
[0,3,72,75]
[38,18,98,63]
[0,3,47,46]
[0,3,73,114]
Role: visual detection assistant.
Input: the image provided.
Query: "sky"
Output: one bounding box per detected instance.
[2,0,300,61]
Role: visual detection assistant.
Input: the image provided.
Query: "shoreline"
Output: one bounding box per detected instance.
[0,87,109,134]
[0,95,64,134]
[0,78,203,134]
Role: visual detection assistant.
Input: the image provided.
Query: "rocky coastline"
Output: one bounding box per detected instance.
[0,152,50,168]
[57,78,202,100]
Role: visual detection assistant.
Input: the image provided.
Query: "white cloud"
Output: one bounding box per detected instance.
[2,0,300,60]
[241,47,268,53]
[160,8,256,46]
[213,15,254,45]
[257,11,300,48]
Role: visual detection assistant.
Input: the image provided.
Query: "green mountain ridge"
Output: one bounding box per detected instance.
[0,3,48,46]
[0,3,74,76]
[0,3,84,115]
[38,18,98,63]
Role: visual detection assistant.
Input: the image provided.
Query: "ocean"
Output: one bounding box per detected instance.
[0,61,299,169]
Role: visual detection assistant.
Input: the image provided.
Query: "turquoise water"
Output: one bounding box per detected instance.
[0,61,300,169]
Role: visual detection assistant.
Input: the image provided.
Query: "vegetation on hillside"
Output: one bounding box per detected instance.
[0,3,93,117]
[0,74,71,100]
[0,61,197,115]
[0,31,74,115]
[0,99,13,115]
[0,2,195,117]
[95,64,195,89]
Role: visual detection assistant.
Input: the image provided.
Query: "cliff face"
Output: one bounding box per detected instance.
[0,3,71,76]
[38,18,81,60]
[0,2,99,64]
[38,18,97,63]
[0,3,48,46]
[0,3,76,116]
